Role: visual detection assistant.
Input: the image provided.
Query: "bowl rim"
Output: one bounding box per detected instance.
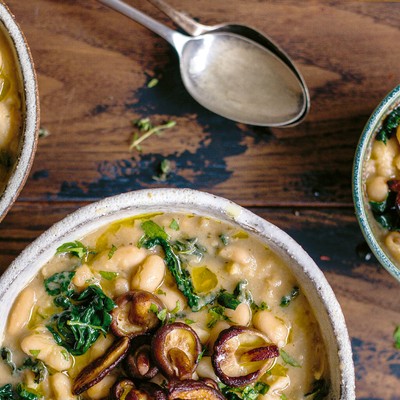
[0,2,39,222]
[0,188,355,399]
[352,85,400,281]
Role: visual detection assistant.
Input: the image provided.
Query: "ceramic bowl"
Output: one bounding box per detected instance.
[0,189,354,398]
[0,3,39,222]
[353,85,400,281]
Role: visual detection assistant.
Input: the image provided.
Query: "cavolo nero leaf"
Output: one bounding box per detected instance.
[44,271,75,296]
[376,106,400,144]
[369,191,400,231]
[0,347,16,374]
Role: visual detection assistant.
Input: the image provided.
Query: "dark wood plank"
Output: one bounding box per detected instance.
[3,0,400,206]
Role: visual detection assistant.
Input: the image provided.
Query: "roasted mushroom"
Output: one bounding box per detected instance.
[110,379,136,400]
[73,336,130,395]
[111,290,165,338]
[168,379,225,400]
[212,325,279,387]
[124,335,159,379]
[139,382,168,400]
[152,322,201,380]
[111,379,165,400]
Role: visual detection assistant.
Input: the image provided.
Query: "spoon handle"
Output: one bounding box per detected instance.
[97,0,188,52]
[146,0,212,36]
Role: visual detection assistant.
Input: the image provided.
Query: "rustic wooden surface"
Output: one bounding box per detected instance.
[0,1,399,398]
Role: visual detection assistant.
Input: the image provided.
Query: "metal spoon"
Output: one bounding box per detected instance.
[98,0,309,127]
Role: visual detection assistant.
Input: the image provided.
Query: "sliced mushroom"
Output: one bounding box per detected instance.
[124,335,159,380]
[110,379,136,400]
[139,382,168,400]
[111,290,164,338]
[73,336,130,395]
[212,325,279,387]
[168,379,225,400]
[152,322,201,380]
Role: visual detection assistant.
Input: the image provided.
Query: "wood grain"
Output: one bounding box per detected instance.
[1,1,400,399]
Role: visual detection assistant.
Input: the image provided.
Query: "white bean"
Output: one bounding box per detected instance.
[366,176,388,202]
[72,264,96,289]
[131,255,165,292]
[21,332,72,371]
[113,277,130,297]
[225,303,251,326]
[207,321,231,349]
[385,231,400,262]
[253,311,290,348]
[196,356,218,381]
[7,287,37,336]
[50,373,77,400]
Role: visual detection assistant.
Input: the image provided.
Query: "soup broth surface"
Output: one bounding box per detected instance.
[0,213,329,399]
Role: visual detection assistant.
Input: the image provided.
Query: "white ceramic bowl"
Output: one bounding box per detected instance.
[353,85,400,281]
[0,189,355,398]
[0,3,39,222]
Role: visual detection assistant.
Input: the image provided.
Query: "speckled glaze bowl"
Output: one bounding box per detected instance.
[0,189,354,398]
[353,85,400,282]
[0,3,39,222]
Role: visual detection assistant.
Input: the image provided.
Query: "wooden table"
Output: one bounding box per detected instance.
[1,1,399,398]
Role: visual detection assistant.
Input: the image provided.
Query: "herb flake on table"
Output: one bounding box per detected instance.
[394,325,400,349]
[130,117,176,151]
[147,78,159,88]
[153,159,173,182]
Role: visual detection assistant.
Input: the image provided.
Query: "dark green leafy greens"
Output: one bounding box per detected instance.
[217,280,252,310]
[207,305,232,328]
[18,358,47,384]
[44,271,75,296]
[369,189,400,231]
[56,241,95,263]
[219,382,270,400]
[45,280,115,356]
[251,301,269,313]
[280,287,300,307]
[376,106,400,144]
[0,347,16,374]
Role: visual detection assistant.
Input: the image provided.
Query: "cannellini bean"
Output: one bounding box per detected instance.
[366,176,388,202]
[158,285,186,310]
[131,255,165,292]
[196,356,218,381]
[190,324,210,345]
[225,303,251,326]
[72,264,96,289]
[51,373,77,400]
[113,277,130,297]
[21,332,72,371]
[207,321,231,349]
[253,311,290,348]
[385,231,400,262]
[86,374,117,399]
[88,334,114,360]
[7,287,37,336]
[261,375,290,399]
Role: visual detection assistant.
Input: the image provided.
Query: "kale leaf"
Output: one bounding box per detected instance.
[376,107,400,144]
[280,287,300,307]
[369,191,400,231]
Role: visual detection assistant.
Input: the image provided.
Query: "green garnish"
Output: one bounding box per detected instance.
[156,288,166,295]
[207,305,231,328]
[38,127,50,138]
[304,379,329,399]
[44,271,75,296]
[18,358,47,384]
[108,244,117,259]
[280,349,301,367]
[184,318,195,325]
[99,271,119,281]
[394,325,400,349]
[16,384,41,400]
[130,118,176,151]
[46,285,115,356]
[169,219,180,231]
[218,280,252,310]
[280,287,300,307]
[251,301,269,313]
[147,78,159,88]
[141,220,169,241]
[153,159,173,182]
[56,241,95,263]
[0,384,14,399]
[219,382,270,400]
[219,233,229,246]
[0,347,16,374]
[28,350,40,358]
[369,191,400,231]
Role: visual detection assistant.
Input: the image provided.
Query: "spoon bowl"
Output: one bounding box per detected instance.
[98,0,309,126]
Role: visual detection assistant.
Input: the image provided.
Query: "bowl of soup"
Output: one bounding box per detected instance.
[0,3,39,222]
[353,85,400,281]
[0,189,354,399]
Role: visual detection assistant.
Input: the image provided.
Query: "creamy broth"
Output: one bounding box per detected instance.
[0,213,328,399]
[0,24,23,194]
[365,106,400,265]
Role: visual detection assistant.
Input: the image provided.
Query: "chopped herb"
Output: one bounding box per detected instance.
[153,159,173,182]
[61,350,69,361]
[18,358,47,384]
[305,379,329,399]
[169,219,180,231]
[16,384,41,400]
[156,288,166,295]
[44,271,75,297]
[0,384,14,399]
[147,78,159,88]
[217,291,241,310]
[46,285,115,356]
[280,287,300,307]
[28,350,40,358]
[280,349,301,367]
[219,233,229,246]
[170,300,181,314]
[280,395,287,400]
[197,347,206,363]
[56,241,95,263]
[130,118,176,151]
[219,382,270,400]
[218,280,252,310]
[141,220,169,241]
[207,305,231,328]
[0,348,16,374]
[251,301,269,313]
[173,238,207,261]
[394,325,400,349]
[99,271,119,281]
[184,318,195,325]
[108,244,117,259]
[38,127,50,138]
